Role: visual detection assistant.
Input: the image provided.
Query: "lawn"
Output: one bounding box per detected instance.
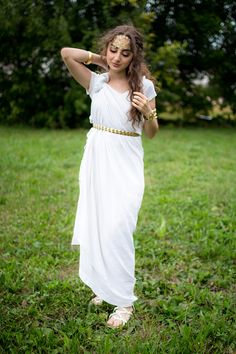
[0,125,235,353]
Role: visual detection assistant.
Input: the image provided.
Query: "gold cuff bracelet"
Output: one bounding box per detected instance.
[144,108,158,121]
[84,51,93,65]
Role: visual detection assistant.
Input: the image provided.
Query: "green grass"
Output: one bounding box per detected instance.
[0,125,235,353]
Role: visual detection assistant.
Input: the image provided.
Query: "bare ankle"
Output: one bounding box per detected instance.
[124,306,133,311]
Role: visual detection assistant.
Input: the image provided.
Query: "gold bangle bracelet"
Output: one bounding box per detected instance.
[84,51,92,65]
[144,108,158,121]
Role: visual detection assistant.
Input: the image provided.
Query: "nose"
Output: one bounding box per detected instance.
[113,51,121,62]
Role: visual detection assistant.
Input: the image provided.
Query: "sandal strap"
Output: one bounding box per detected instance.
[108,306,133,324]
[94,295,103,301]
[114,306,133,314]
[108,313,127,325]
[90,295,103,305]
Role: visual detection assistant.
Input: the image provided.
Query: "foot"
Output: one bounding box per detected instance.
[107,306,134,328]
[90,295,103,306]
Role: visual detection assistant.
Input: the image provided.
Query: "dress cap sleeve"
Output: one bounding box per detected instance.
[142,76,157,101]
[86,72,109,98]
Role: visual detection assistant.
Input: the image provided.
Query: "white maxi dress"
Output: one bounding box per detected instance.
[72,71,157,307]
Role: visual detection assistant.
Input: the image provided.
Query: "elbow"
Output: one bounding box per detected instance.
[148,133,156,139]
[60,47,69,59]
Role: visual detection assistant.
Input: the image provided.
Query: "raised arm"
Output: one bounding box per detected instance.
[60,48,107,91]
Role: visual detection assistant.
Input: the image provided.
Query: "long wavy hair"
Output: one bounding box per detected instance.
[96,25,156,128]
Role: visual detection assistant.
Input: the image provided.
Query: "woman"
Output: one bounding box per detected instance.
[61,24,159,329]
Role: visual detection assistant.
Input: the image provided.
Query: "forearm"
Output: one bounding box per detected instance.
[143,118,159,139]
[61,47,106,68]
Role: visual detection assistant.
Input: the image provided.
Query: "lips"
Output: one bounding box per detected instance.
[112,63,120,67]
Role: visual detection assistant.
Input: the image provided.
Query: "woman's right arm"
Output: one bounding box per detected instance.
[60,48,107,91]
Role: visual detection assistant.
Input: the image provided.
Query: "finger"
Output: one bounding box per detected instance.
[133,98,147,110]
[132,100,139,106]
[133,94,148,104]
[132,101,141,110]
[133,95,146,104]
[133,92,146,99]
[132,97,141,103]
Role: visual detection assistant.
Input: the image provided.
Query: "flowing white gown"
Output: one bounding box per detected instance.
[72,71,157,307]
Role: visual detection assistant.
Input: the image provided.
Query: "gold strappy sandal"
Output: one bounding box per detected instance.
[107,306,134,328]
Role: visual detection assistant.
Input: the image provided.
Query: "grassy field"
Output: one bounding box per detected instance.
[0,125,235,353]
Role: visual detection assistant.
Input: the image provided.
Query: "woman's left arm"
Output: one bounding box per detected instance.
[132,93,159,139]
[142,98,159,139]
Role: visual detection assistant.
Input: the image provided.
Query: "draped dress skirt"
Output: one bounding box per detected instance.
[71,71,157,307]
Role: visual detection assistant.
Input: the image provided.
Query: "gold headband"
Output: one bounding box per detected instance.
[111,35,131,50]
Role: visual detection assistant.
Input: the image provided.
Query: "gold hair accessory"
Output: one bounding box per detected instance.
[84,51,93,65]
[144,108,158,121]
[112,35,131,50]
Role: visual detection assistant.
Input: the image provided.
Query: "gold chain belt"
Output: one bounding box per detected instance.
[92,123,140,137]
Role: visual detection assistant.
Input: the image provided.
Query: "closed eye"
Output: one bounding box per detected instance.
[110,48,130,57]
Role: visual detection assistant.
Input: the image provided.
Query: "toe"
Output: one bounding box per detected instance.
[113,319,123,327]
[107,318,114,326]
[107,318,122,328]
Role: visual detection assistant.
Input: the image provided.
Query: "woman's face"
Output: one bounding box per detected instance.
[106,35,133,72]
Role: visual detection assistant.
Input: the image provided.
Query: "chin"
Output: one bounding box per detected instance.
[110,66,126,73]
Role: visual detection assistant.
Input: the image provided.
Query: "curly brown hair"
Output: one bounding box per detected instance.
[96,24,156,128]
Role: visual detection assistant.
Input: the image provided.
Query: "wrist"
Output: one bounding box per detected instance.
[144,108,158,121]
[144,107,153,117]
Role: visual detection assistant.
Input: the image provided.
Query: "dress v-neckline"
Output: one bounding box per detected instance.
[105,83,129,95]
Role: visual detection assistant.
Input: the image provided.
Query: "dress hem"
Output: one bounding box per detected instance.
[79,269,138,307]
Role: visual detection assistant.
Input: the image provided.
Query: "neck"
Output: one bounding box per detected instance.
[108,69,127,82]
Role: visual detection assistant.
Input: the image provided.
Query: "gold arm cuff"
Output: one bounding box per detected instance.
[84,51,93,65]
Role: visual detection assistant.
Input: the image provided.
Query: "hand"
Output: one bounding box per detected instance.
[131,92,152,117]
